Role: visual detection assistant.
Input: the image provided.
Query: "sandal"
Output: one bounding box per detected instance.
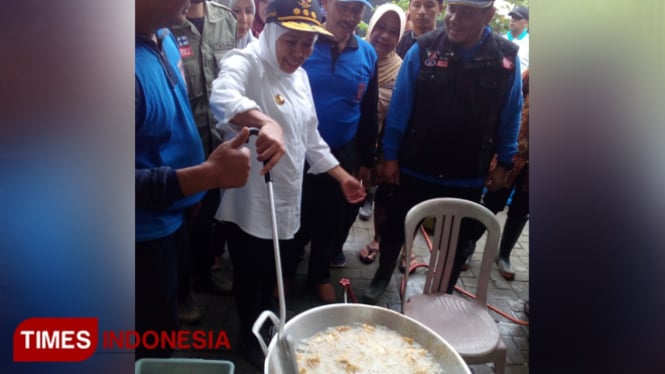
[398,252,418,274]
[358,243,380,264]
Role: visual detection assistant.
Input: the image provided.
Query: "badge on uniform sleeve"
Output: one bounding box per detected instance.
[176,35,194,58]
[354,83,366,102]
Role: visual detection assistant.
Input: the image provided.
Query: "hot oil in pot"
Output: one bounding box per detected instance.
[295,323,446,374]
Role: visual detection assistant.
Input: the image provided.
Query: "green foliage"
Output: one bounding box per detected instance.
[395,0,410,12]
[357,21,368,37]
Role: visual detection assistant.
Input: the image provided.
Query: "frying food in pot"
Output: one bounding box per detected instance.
[295,323,445,374]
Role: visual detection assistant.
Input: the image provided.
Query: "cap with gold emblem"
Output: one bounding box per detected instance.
[265,0,333,37]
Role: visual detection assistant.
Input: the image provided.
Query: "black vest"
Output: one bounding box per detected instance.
[399,28,518,179]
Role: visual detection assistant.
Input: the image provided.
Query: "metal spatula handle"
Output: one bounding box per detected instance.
[247,128,297,373]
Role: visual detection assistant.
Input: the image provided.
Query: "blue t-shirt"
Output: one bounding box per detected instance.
[135,29,205,242]
[303,35,377,150]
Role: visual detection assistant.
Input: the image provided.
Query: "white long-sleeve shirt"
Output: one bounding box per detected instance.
[210,40,338,240]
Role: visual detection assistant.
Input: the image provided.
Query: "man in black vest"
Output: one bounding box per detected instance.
[362,0,523,304]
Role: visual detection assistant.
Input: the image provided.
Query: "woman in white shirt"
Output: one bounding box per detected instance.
[209,0,366,368]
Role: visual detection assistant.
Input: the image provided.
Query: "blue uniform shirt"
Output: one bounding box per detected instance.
[135,30,205,242]
[303,34,378,165]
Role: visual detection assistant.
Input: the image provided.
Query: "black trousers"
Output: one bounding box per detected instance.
[224,222,297,343]
[294,141,362,284]
[177,189,222,300]
[190,190,222,275]
[375,182,397,206]
[135,226,184,360]
[378,173,483,293]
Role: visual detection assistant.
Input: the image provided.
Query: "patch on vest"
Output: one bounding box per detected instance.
[502,57,514,70]
[176,35,194,58]
[424,49,447,68]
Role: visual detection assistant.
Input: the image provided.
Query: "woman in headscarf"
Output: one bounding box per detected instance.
[251,0,269,37]
[209,0,366,368]
[227,0,258,48]
[358,3,407,265]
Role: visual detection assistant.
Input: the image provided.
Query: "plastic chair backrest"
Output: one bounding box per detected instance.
[403,198,501,305]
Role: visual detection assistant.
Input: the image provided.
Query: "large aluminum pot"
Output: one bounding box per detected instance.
[254,303,471,374]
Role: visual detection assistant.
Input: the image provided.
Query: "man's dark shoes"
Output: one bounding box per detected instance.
[361,272,391,304]
[330,250,347,268]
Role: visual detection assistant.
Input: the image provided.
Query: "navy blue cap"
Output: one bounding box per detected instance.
[508,5,529,20]
[266,0,334,36]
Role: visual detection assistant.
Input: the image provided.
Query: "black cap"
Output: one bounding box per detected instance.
[265,0,333,37]
[508,5,529,20]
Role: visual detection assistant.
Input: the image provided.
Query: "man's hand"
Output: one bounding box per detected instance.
[485,165,508,192]
[255,120,286,175]
[176,128,251,197]
[206,127,252,188]
[382,160,400,185]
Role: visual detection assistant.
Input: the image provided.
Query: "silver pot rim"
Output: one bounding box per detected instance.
[262,303,471,374]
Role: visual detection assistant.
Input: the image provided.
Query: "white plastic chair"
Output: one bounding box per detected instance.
[400,198,507,373]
